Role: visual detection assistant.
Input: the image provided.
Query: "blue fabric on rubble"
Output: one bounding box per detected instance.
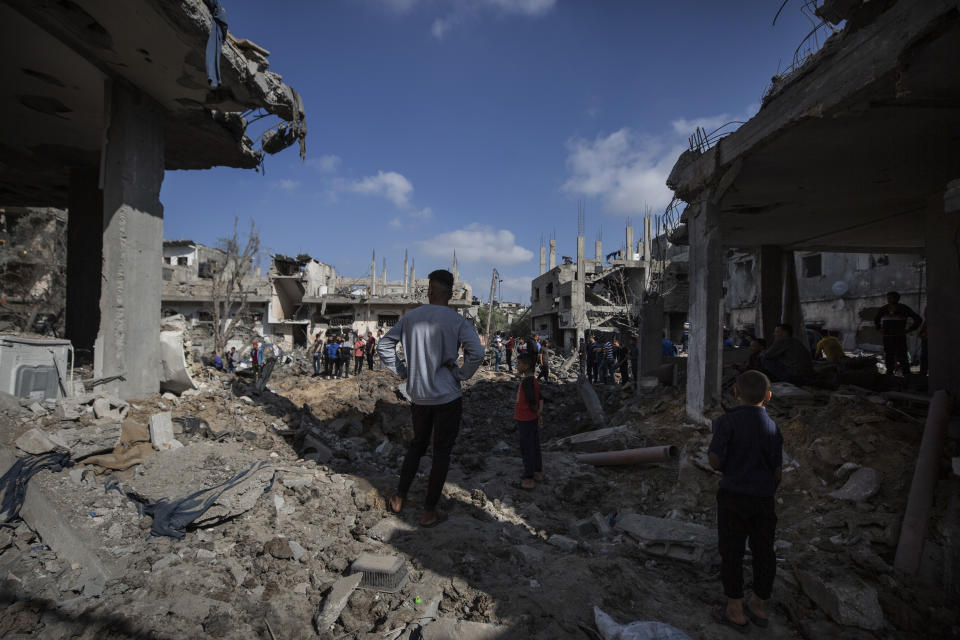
[0,452,73,525]
[106,461,274,539]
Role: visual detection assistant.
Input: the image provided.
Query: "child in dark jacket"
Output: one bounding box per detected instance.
[709,369,782,632]
[514,352,544,490]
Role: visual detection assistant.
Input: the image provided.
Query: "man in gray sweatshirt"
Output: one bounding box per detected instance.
[378,269,484,527]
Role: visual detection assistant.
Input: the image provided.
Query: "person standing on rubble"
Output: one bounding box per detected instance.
[874,291,922,376]
[505,335,515,373]
[251,341,261,376]
[586,336,601,383]
[538,339,552,383]
[311,334,323,377]
[601,336,615,384]
[515,351,544,490]
[380,269,483,528]
[493,331,503,371]
[353,334,366,375]
[708,370,782,632]
[365,331,376,371]
[615,339,630,385]
[324,336,337,378]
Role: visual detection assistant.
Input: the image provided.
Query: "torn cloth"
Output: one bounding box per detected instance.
[107,461,275,539]
[204,0,228,88]
[0,452,72,525]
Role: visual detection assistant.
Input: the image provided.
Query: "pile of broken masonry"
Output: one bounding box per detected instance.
[0,359,957,639]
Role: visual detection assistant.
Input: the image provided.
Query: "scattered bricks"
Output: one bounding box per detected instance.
[148,412,182,451]
[313,572,363,632]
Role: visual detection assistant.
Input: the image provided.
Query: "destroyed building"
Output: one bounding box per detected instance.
[724,249,924,352]
[1,0,307,399]
[664,0,960,416]
[529,218,687,367]
[268,253,473,348]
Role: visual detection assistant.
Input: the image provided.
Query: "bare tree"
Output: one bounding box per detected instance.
[209,218,260,355]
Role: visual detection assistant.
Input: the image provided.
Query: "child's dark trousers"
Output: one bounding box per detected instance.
[717,488,777,600]
[517,419,542,479]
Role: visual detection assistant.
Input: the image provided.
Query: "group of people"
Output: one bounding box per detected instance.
[489,332,552,382]
[581,334,637,385]
[211,341,269,375]
[730,290,925,384]
[310,330,381,379]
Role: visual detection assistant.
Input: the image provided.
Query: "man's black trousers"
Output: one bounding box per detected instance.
[717,488,777,600]
[397,398,462,510]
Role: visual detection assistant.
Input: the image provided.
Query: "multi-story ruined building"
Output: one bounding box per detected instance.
[529,219,687,359]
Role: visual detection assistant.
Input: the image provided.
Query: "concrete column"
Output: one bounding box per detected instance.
[685,192,723,420]
[539,246,546,275]
[95,83,165,399]
[370,251,376,296]
[926,182,960,402]
[595,240,602,261]
[755,246,784,343]
[625,226,634,263]
[639,295,664,374]
[643,216,652,263]
[549,239,556,270]
[402,250,408,294]
[782,250,805,341]
[66,168,103,354]
[576,236,585,282]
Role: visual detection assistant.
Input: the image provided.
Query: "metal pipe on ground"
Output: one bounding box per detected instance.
[576,445,678,466]
[894,389,953,574]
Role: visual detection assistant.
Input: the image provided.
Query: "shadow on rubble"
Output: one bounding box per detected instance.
[227,369,677,637]
[0,588,169,640]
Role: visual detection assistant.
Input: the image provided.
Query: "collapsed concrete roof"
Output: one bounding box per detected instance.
[666,0,960,253]
[1,0,307,206]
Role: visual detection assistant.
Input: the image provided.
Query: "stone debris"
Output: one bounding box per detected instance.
[15,428,68,454]
[828,467,880,502]
[796,570,885,631]
[314,572,364,632]
[148,411,182,451]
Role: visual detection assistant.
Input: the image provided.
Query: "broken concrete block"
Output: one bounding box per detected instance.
[0,447,110,591]
[367,517,416,542]
[313,572,363,631]
[421,618,506,639]
[0,391,26,415]
[591,512,612,535]
[834,461,861,482]
[92,397,111,419]
[148,412,182,451]
[15,428,69,455]
[28,402,47,415]
[615,514,718,565]
[513,545,545,566]
[828,467,880,502]
[55,423,122,459]
[279,472,313,490]
[547,534,578,551]
[796,570,884,631]
[554,425,629,453]
[570,517,599,538]
[288,540,306,562]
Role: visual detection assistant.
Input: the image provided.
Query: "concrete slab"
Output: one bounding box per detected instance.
[615,513,718,565]
[422,618,508,639]
[0,447,110,590]
[148,412,181,451]
[314,572,363,632]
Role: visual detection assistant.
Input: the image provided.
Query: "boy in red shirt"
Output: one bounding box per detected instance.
[515,352,544,490]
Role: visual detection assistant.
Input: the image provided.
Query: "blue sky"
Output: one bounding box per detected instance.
[161,0,818,302]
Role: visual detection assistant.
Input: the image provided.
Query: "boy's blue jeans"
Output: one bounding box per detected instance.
[517,419,542,479]
[495,350,501,370]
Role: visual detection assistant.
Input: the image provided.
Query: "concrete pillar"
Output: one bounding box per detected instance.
[639,295,664,374]
[595,239,602,261]
[576,236,585,282]
[451,251,458,283]
[926,182,960,402]
[370,251,376,296]
[643,216,652,263]
[95,83,165,399]
[409,262,415,296]
[402,250,409,295]
[66,167,103,354]
[685,191,723,420]
[549,239,556,270]
[625,226,634,263]
[539,246,546,275]
[782,250,805,342]
[755,246,784,343]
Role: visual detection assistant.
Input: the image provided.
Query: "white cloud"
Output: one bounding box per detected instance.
[350,170,414,208]
[307,154,341,173]
[485,0,556,15]
[431,17,454,38]
[418,223,533,266]
[426,0,556,39]
[389,217,403,229]
[410,206,434,220]
[563,107,756,215]
[273,179,300,191]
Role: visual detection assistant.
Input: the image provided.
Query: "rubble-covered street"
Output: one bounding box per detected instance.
[1,357,956,639]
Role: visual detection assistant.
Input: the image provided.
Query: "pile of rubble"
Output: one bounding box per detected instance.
[0,361,955,639]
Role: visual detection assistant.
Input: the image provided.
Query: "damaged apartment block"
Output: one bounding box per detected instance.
[0,0,307,399]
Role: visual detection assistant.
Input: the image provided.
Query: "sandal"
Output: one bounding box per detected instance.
[419,512,448,528]
[716,610,750,635]
[744,604,769,628]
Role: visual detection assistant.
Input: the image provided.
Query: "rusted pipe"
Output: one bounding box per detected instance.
[894,389,953,574]
[576,445,678,466]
